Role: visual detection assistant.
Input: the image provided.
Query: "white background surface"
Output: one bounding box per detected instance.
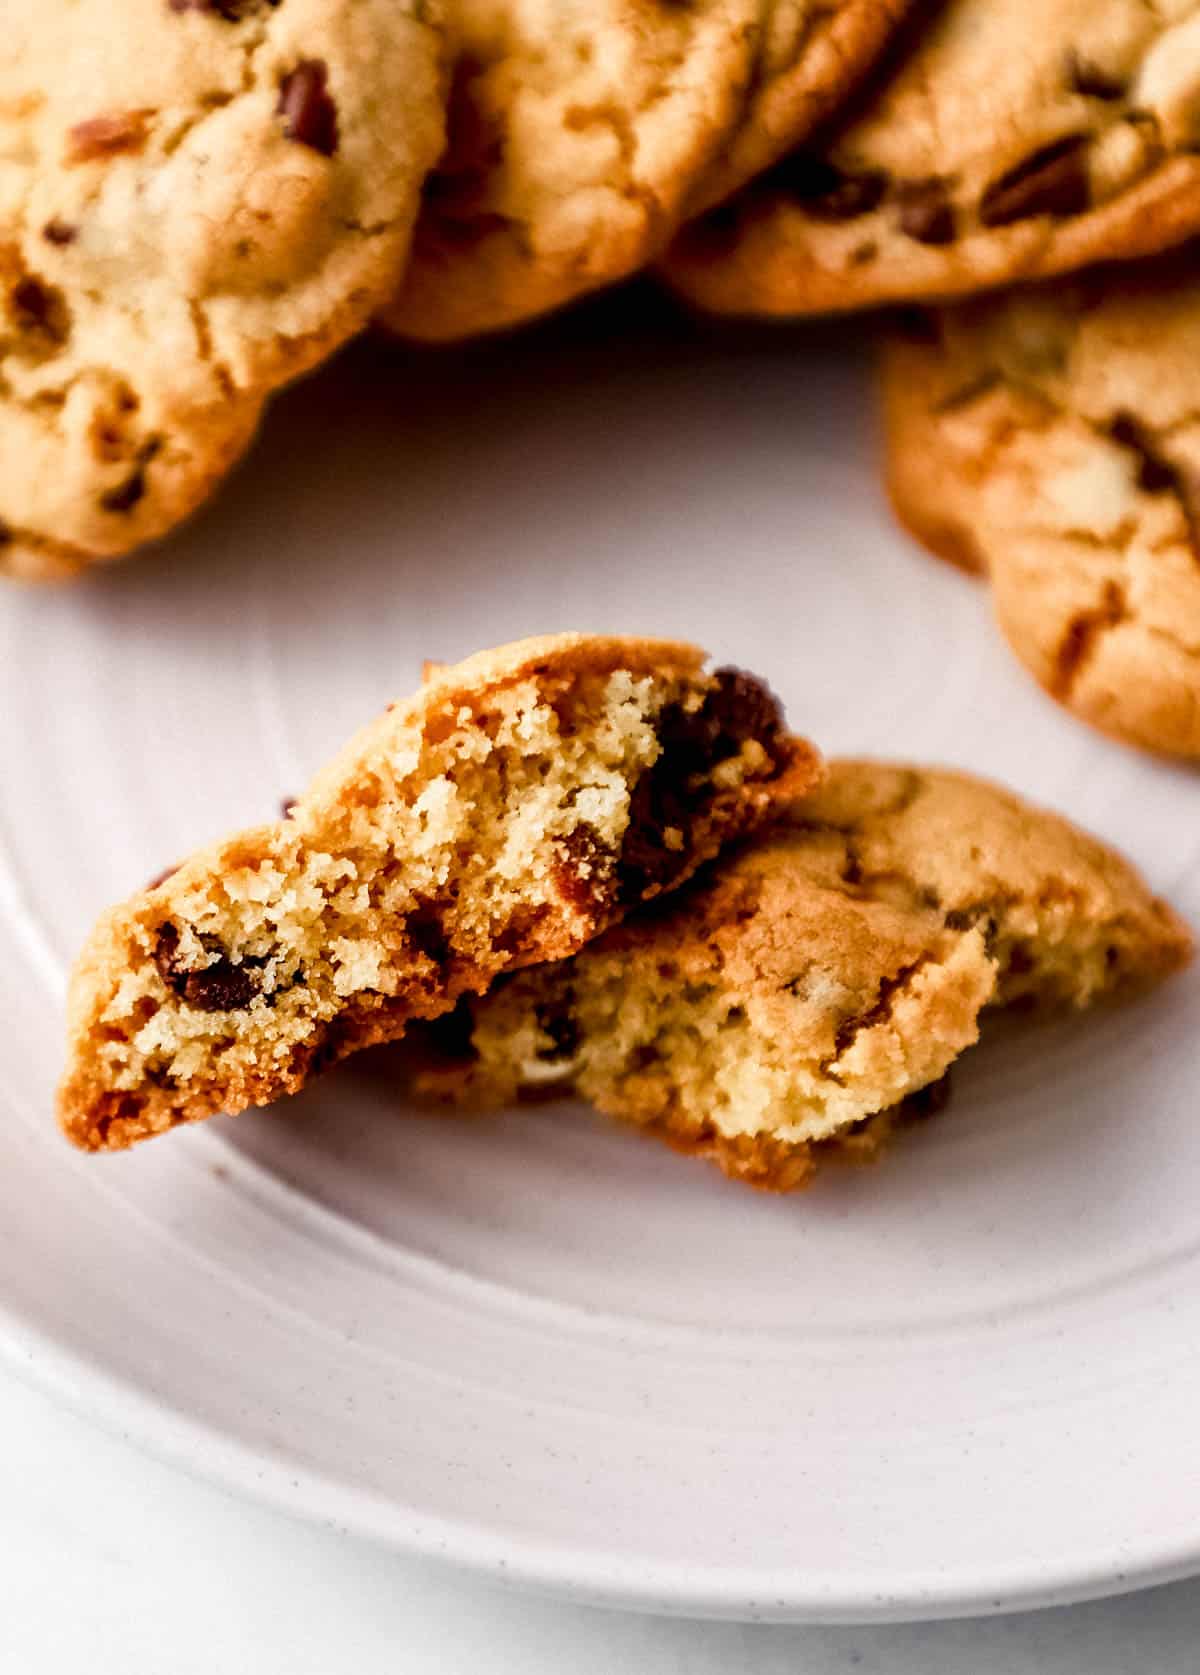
[4,1362,1200,1673]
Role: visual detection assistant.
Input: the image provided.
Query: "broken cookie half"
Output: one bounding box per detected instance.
[59,633,819,1151]
[408,761,1192,1191]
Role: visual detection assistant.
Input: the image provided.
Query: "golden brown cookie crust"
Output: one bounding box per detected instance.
[0,0,448,579]
[377,0,911,343]
[661,0,1200,319]
[880,255,1200,758]
[59,633,820,1151]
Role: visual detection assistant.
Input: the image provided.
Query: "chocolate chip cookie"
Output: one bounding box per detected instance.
[0,0,448,580]
[662,0,1200,319]
[377,0,911,343]
[59,634,820,1151]
[409,761,1191,1191]
[882,253,1200,758]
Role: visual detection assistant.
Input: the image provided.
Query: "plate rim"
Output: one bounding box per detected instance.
[5,1292,1199,1624]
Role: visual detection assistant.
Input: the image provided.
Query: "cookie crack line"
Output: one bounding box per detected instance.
[186,301,236,403]
[1052,581,1130,702]
[820,951,945,1079]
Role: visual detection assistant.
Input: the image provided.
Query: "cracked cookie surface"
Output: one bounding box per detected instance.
[408,761,1191,1190]
[0,0,447,579]
[882,253,1200,757]
[661,0,1200,318]
[377,0,910,343]
[59,633,820,1151]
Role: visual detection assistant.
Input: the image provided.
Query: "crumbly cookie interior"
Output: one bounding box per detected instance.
[63,659,796,1149]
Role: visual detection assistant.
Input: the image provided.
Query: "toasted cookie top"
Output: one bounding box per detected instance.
[378,0,910,342]
[662,0,1200,317]
[0,0,447,579]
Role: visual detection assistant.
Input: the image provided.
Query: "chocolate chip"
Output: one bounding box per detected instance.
[12,276,68,341]
[533,997,580,1063]
[41,219,78,246]
[67,111,152,165]
[277,60,338,156]
[1066,52,1127,101]
[705,667,788,765]
[1108,412,1178,493]
[979,135,1090,227]
[0,520,12,548]
[762,151,886,220]
[617,669,786,900]
[894,179,955,245]
[280,796,297,818]
[99,438,159,515]
[100,467,147,513]
[153,923,263,1012]
[943,903,996,936]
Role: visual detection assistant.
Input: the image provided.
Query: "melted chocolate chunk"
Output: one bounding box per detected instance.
[12,276,68,341]
[617,669,785,900]
[99,466,147,513]
[41,219,78,246]
[895,179,955,245]
[153,923,263,1012]
[277,60,338,156]
[979,135,1090,227]
[766,151,887,220]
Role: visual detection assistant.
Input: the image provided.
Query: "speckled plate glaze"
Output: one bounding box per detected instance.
[1,293,1199,1623]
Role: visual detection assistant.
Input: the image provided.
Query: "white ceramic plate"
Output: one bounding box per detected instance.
[2,293,1199,1623]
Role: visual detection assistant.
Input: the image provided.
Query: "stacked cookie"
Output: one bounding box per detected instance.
[60,636,1191,1188]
